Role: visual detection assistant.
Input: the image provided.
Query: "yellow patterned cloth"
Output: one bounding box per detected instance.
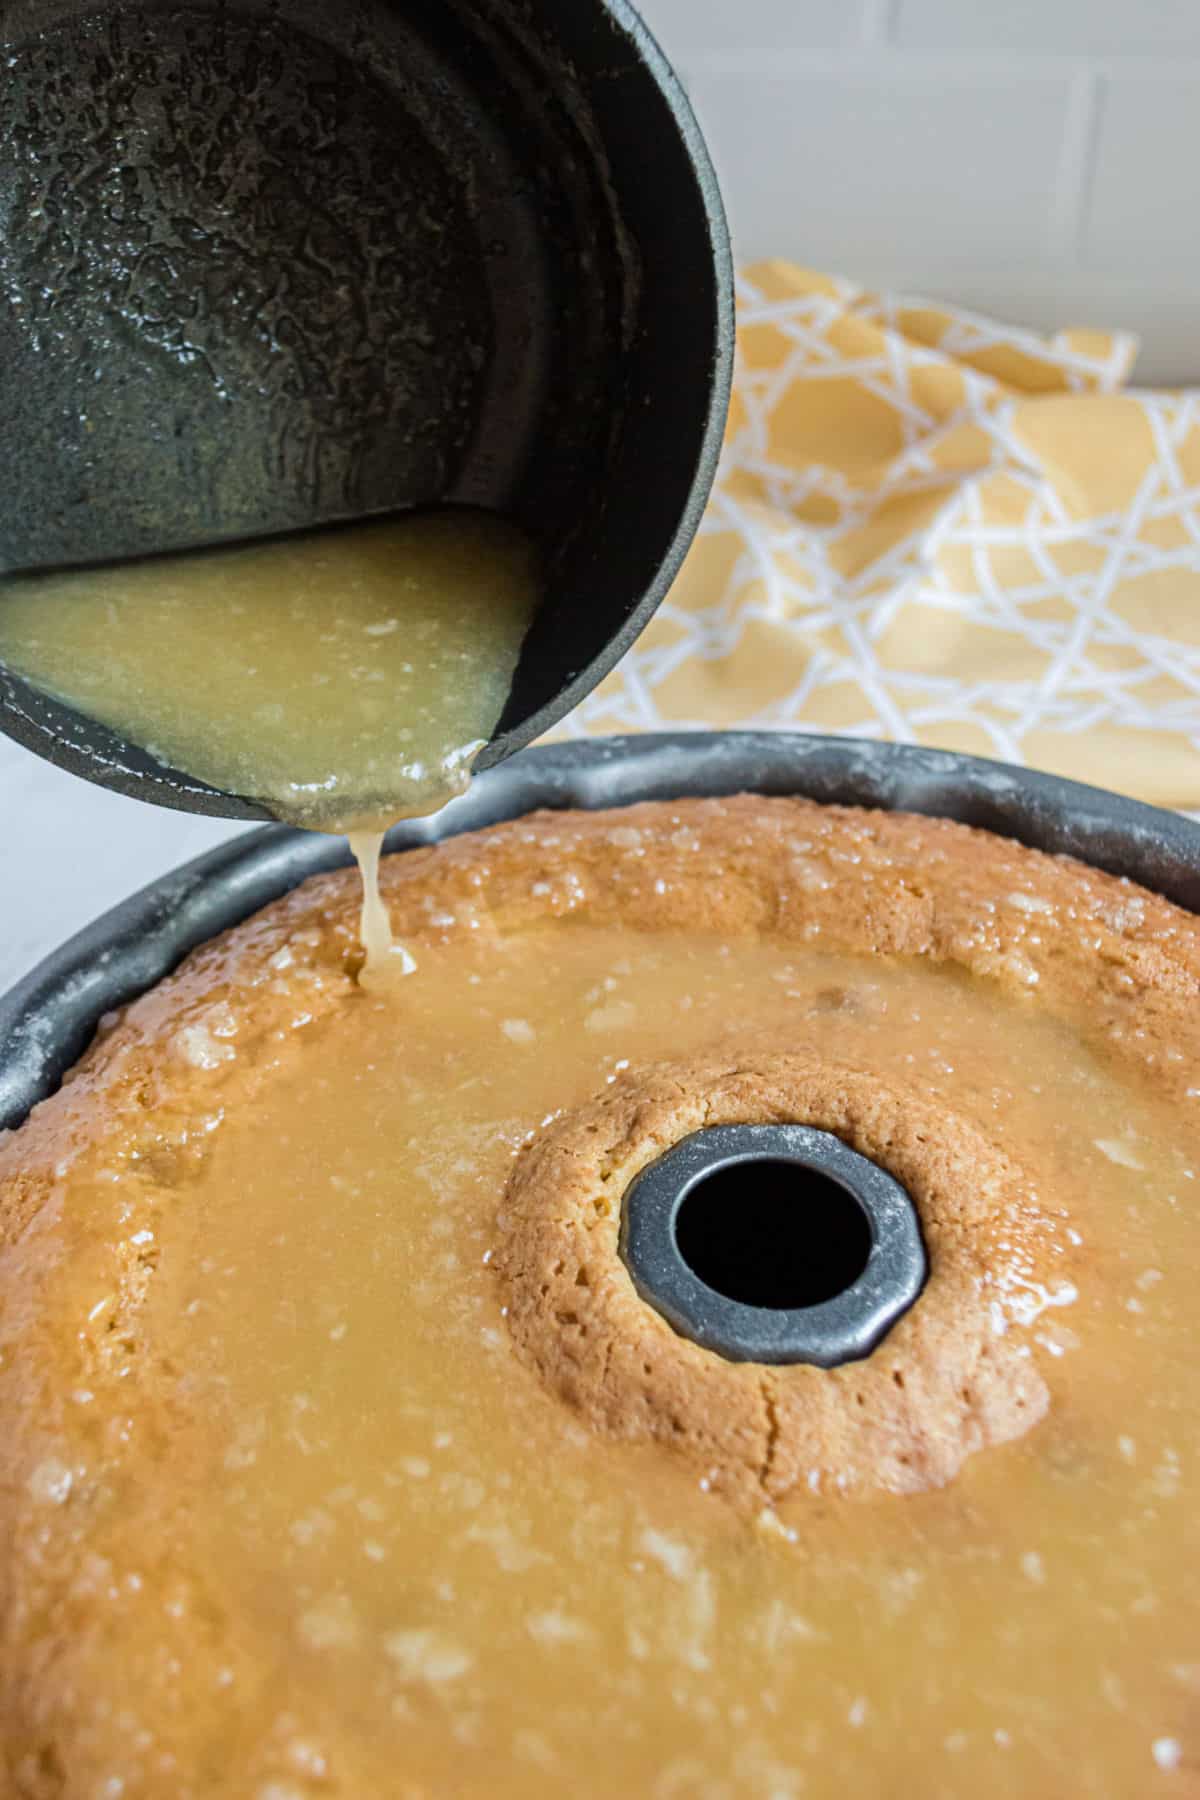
[560,261,1200,810]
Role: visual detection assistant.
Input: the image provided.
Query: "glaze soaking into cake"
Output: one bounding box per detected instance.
[1,797,1198,1797]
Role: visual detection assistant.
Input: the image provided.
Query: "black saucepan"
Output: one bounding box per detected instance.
[0,1,733,814]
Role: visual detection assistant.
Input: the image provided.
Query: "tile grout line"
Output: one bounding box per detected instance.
[1049,67,1105,268]
[683,45,1200,78]
[858,0,899,51]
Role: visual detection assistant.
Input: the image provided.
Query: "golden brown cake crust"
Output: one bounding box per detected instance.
[496,1055,1058,1507]
[2,793,1200,1795]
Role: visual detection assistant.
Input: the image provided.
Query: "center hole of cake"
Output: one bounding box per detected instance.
[673,1160,873,1310]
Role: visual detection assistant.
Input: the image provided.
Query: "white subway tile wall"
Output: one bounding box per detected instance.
[895,0,1200,55]
[1085,77,1200,274]
[683,69,1073,267]
[638,0,856,54]
[637,0,1200,382]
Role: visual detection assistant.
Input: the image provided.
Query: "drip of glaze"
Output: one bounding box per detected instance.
[348,830,416,984]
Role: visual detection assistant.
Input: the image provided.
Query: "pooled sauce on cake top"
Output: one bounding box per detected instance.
[0,507,539,971]
[3,797,1199,1797]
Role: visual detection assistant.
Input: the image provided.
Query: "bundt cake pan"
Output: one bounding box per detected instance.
[3,730,1200,1135]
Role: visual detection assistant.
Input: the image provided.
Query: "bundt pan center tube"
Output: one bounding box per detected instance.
[620,1123,928,1366]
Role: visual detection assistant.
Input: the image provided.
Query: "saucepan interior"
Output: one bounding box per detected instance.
[0,0,733,812]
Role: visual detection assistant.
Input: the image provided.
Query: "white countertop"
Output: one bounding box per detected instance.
[0,734,254,998]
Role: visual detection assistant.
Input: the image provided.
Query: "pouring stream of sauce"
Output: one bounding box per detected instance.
[346,829,417,982]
